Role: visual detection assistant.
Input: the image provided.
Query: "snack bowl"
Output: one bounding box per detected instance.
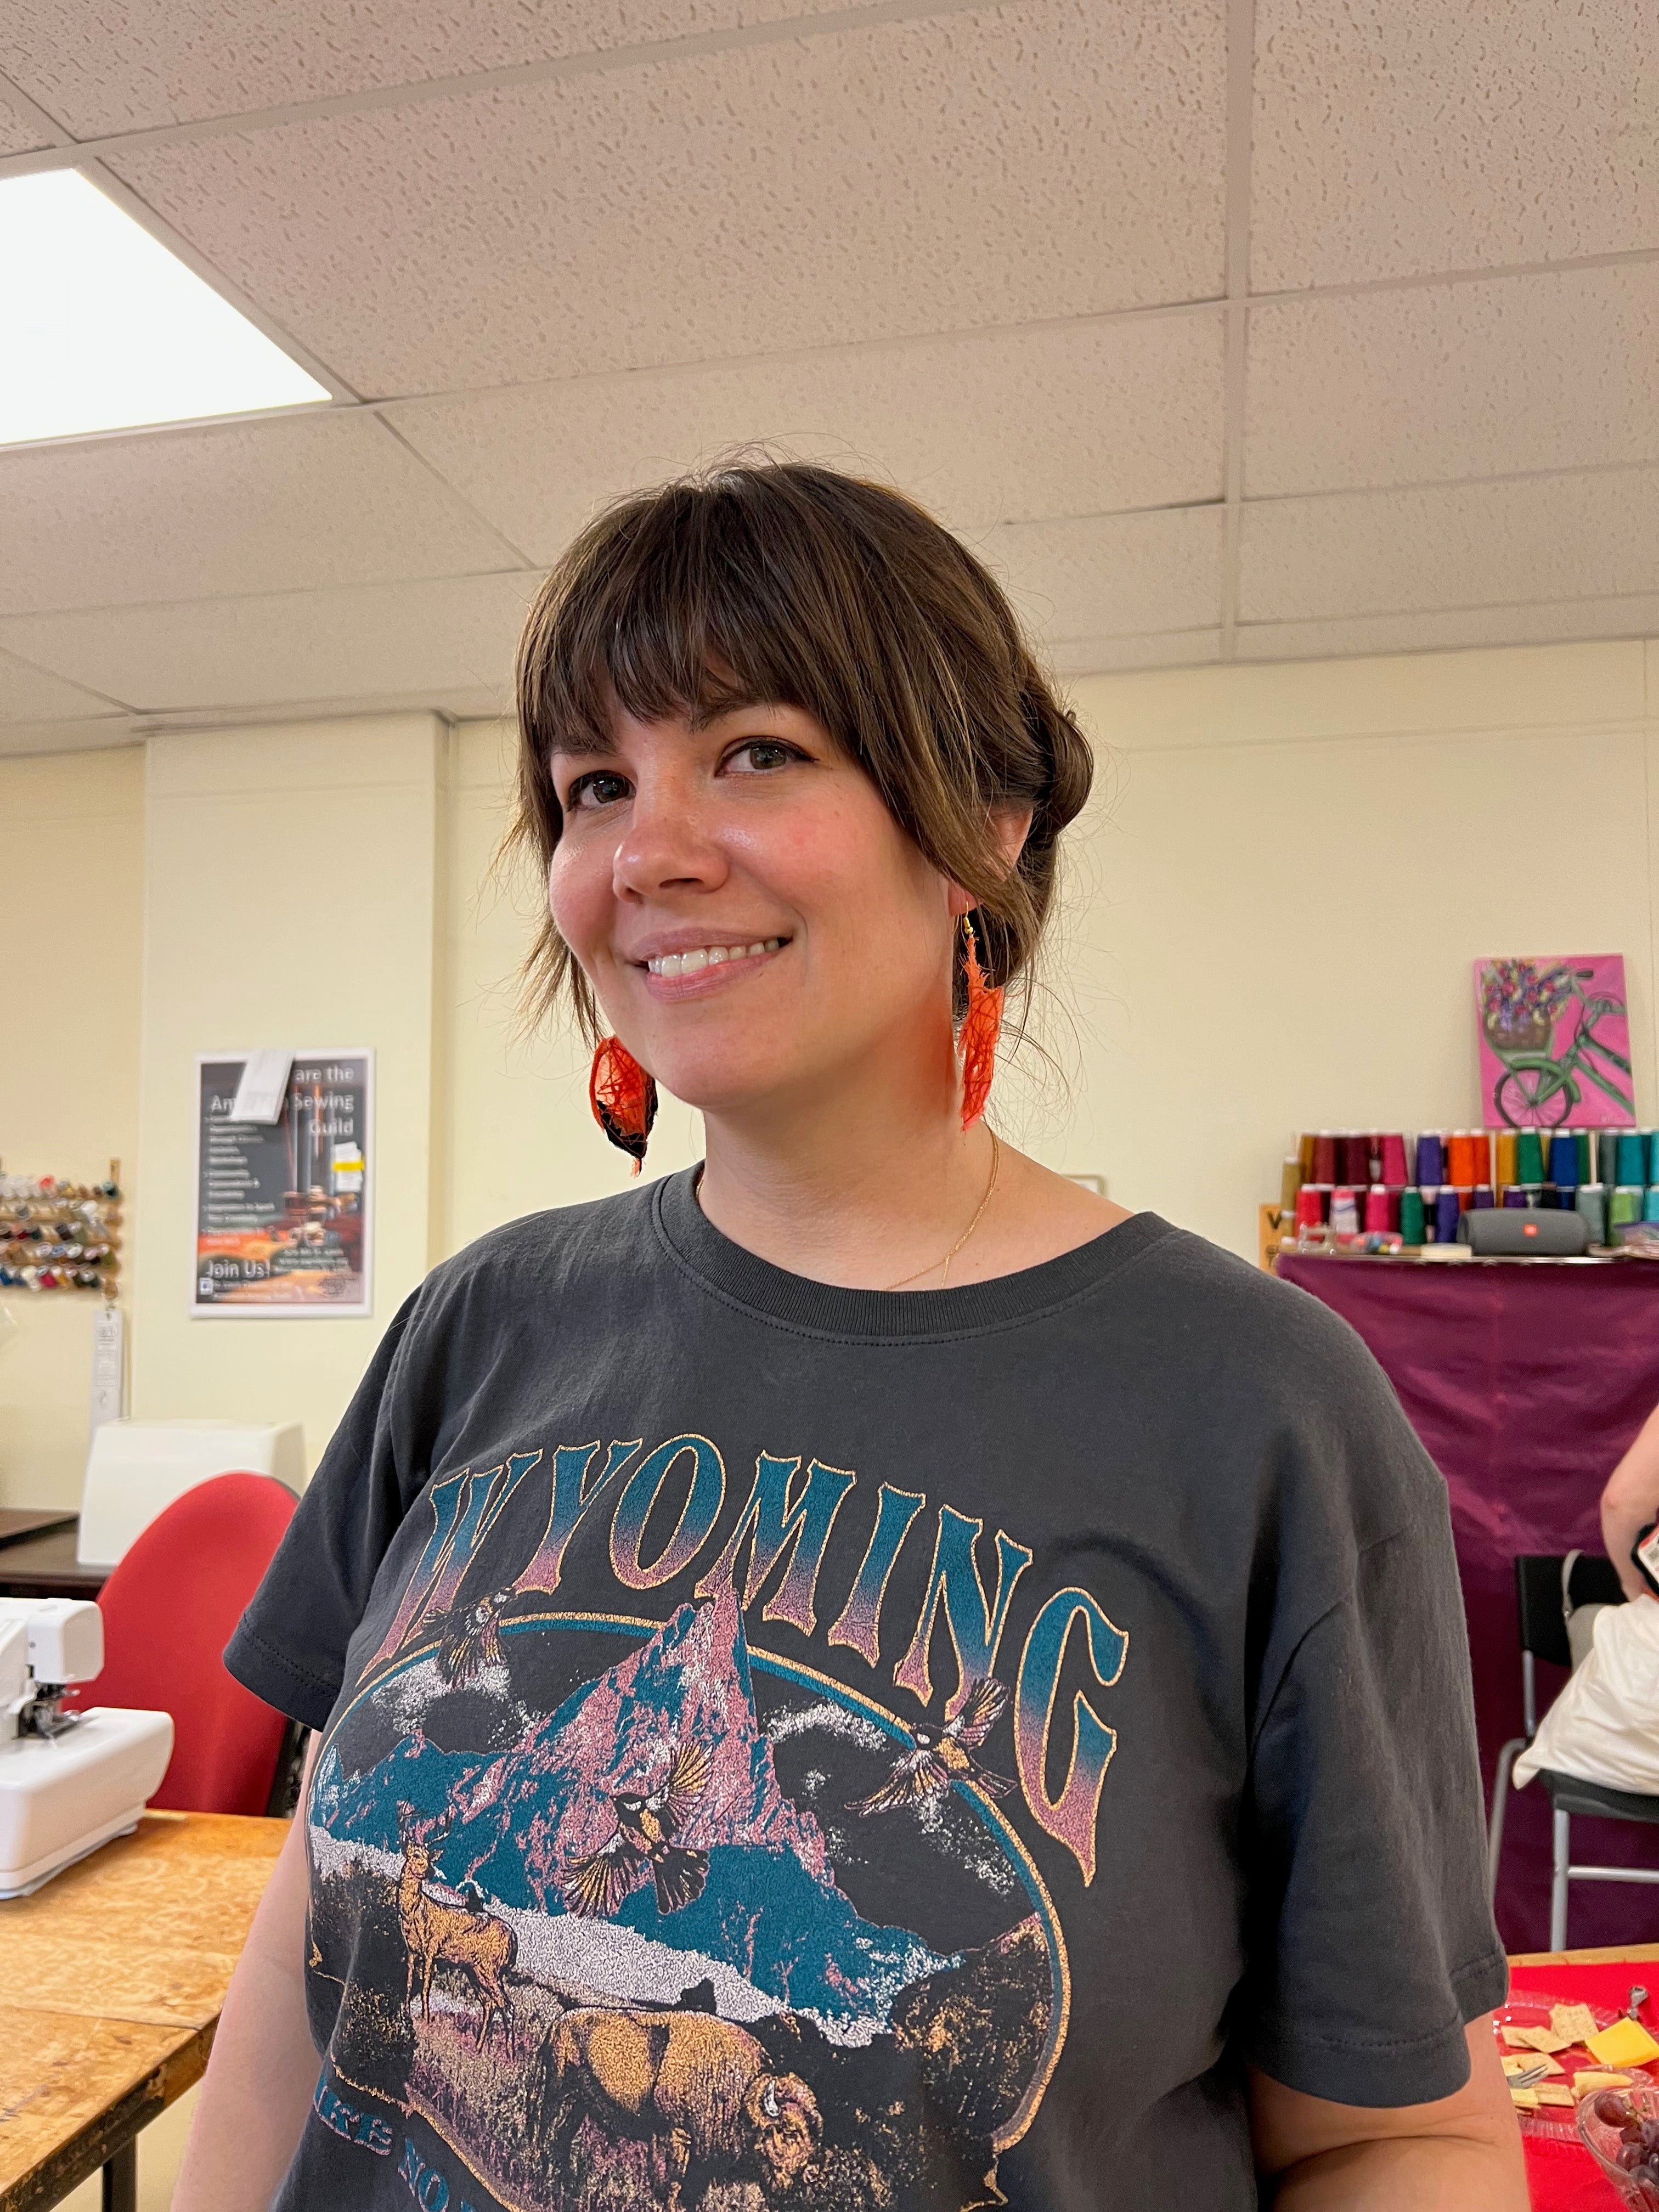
[1579,2084,1659,2205]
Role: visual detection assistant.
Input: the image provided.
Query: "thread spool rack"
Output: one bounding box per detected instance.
[0,1156,123,1294]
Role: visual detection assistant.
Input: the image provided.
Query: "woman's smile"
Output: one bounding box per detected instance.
[635,934,792,1000]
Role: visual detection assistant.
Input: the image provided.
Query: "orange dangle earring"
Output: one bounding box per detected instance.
[589,1035,658,1172]
[957,911,1004,1130]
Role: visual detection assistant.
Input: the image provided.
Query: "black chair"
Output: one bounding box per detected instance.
[1488,1552,1659,1949]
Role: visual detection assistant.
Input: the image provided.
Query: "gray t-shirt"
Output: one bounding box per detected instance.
[228,1172,1506,2211]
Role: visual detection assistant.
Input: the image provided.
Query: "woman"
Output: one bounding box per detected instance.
[178,463,1522,2210]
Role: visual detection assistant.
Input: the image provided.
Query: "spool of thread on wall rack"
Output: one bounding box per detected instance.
[1312,1132,1338,1184]
[1516,1131,1546,1184]
[1618,1132,1647,1187]
[1611,1187,1644,1236]
[1400,1189,1425,1243]
[1380,1133,1409,1186]
[1577,1185,1607,1243]
[1417,1133,1446,1187]
[1548,1132,1581,1188]
[1435,1188,1463,1243]
[1296,1185,1329,1230]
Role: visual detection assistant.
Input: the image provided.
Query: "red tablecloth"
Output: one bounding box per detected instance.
[1278,1256,1659,1953]
[1508,1962,1659,2210]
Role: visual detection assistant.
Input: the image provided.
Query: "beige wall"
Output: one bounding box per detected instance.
[0,747,144,1506]
[3,639,1656,1500]
[129,717,450,1478]
[1065,639,1658,1254]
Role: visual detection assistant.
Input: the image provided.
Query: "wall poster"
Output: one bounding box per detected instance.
[193,1051,373,1316]
[1474,956,1634,1128]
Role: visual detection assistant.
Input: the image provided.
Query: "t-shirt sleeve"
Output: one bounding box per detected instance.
[224,1288,426,1730]
[1237,1478,1509,2108]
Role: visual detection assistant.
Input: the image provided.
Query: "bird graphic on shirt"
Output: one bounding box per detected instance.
[562,1740,714,1917]
[436,1587,514,1686]
[846,1677,1014,1814]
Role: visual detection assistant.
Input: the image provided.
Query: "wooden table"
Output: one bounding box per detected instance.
[0,1529,105,1603]
[0,1811,287,2211]
[1510,1942,1659,1967]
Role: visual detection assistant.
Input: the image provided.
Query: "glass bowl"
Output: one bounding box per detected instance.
[1578,2084,1659,2205]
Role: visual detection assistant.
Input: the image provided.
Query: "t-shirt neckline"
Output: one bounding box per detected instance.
[653,1164,1167,1340]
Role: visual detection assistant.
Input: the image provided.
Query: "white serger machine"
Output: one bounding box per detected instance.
[0,1598,173,1898]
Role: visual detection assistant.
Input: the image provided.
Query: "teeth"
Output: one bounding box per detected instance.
[648,938,784,977]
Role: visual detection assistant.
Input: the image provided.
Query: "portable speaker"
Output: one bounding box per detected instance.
[1463,1207,1589,1257]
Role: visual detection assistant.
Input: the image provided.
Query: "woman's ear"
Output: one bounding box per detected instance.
[944,807,1035,919]
[991,803,1035,870]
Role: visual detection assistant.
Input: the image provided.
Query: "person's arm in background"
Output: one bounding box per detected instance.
[171,1740,318,2211]
[1250,2019,1527,2209]
[1602,1401,1659,1602]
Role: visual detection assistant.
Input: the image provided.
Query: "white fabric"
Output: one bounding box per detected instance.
[1516,1597,1659,1795]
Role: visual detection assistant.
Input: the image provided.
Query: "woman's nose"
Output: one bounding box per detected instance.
[611,774,729,901]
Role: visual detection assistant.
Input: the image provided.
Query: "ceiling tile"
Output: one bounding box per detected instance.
[1236,596,1659,665]
[0,572,539,712]
[1239,469,1659,625]
[980,505,1224,644]
[0,646,122,721]
[108,0,1228,396]
[0,411,519,615]
[1248,264,1659,497]
[0,100,53,155]
[2,0,887,136]
[388,309,1226,555]
[1252,0,1659,290]
[1053,629,1221,676]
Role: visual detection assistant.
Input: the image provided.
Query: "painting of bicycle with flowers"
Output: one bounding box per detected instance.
[1475,955,1634,1128]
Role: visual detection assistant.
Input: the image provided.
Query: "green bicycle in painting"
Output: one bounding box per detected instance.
[1480,960,1633,1129]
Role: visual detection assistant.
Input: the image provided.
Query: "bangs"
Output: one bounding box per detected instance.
[525,476,860,775]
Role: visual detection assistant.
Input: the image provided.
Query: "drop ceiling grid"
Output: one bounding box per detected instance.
[0,0,1657,749]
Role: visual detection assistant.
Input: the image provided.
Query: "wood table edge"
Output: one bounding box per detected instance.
[0,2024,212,2212]
[1508,1944,1659,1968]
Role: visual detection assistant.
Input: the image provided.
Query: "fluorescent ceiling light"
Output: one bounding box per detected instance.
[0,170,330,447]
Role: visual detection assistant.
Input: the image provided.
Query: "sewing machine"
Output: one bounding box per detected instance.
[0,1598,173,1898]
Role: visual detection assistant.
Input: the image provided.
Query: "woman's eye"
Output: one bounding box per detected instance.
[566,770,630,811]
[725,740,799,774]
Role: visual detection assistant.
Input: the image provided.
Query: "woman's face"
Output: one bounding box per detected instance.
[546,701,961,1120]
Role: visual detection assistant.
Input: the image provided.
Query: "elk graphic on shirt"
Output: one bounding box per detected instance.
[308,1583,1064,2211]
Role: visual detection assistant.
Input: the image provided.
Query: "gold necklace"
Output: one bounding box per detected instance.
[883,1133,1001,1291]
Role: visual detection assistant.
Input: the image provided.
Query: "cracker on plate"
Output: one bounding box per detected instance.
[1552,2004,1600,2044]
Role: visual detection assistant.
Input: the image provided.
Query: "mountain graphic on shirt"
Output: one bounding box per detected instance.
[313,1582,952,2035]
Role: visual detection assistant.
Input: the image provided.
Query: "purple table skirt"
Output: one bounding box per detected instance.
[1278,1252,1659,1954]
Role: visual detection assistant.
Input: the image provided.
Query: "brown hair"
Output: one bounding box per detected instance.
[509,459,1093,1047]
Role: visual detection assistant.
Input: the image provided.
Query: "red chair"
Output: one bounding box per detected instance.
[63,1470,300,1815]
